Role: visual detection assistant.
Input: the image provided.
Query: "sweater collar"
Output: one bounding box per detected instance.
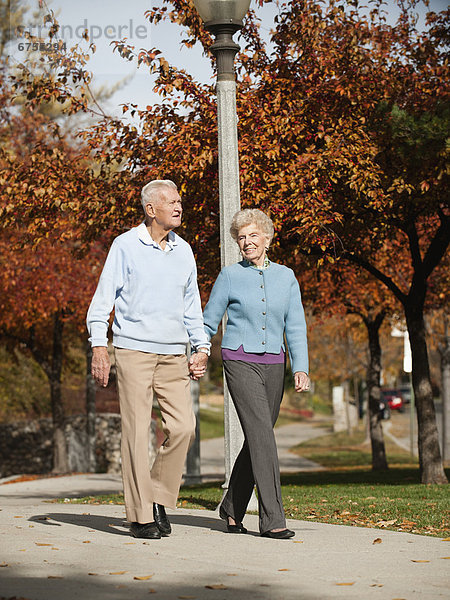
[243,257,271,270]
[136,222,178,251]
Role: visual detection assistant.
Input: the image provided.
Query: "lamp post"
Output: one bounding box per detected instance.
[192,0,253,501]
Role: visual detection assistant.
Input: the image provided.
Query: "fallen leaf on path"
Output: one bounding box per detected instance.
[47,575,64,579]
[88,573,98,576]
[124,542,136,545]
[440,557,450,559]
[178,596,197,599]
[149,589,156,594]
[442,538,450,541]
[14,515,23,518]
[134,575,153,581]
[278,569,290,571]
[110,571,128,575]
[370,584,383,587]
[35,543,52,546]
[376,519,397,527]
[82,541,91,544]
[293,541,304,544]
[205,584,228,590]
[51,547,59,551]
[0,562,9,567]
[226,573,237,576]
[411,560,430,563]
[336,582,355,586]
[373,538,382,544]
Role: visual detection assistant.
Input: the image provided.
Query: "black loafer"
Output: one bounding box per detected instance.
[261,528,295,539]
[153,503,172,536]
[130,521,161,539]
[219,505,247,534]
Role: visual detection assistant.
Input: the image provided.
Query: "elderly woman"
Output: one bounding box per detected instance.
[202,209,309,539]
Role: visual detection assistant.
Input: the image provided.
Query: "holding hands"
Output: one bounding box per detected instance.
[189,350,209,380]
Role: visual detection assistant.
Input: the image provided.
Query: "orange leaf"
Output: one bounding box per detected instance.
[134,575,154,581]
[205,584,228,590]
[109,571,128,575]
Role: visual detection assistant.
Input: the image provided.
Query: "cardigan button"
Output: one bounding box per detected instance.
[262,327,265,330]
[262,341,265,345]
[260,284,264,288]
[262,312,266,315]
[259,271,263,275]
[262,298,265,302]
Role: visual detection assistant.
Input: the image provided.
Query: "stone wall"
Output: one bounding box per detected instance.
[0,414,157,478]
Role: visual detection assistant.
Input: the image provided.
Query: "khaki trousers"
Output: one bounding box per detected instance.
[115,348,195,523]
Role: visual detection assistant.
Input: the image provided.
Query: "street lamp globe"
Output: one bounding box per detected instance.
[193,0,251,26]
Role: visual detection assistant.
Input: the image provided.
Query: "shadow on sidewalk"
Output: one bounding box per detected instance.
[27,511,260,536]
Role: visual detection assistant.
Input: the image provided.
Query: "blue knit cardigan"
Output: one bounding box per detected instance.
[203,260,309,374]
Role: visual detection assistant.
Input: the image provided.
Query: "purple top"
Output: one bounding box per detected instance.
[222,345,285,365]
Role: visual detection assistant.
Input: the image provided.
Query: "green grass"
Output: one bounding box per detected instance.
[198,406,307,440]
[291,427,418,468]
[57,422,449,537]
[199,407,224,440]
[60,467,450,538]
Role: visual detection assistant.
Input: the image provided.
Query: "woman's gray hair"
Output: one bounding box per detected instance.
[230,208,275,246]
[141,180,177,212]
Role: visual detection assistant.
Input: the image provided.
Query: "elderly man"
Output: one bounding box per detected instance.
[87,180,210,539]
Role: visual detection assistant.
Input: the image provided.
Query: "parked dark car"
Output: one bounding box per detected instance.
[381,389,405,413]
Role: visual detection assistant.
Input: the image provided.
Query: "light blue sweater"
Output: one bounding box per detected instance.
[203,261,309,374]
[86,223,210,354]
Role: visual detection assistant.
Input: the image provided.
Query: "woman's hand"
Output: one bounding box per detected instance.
[294,371,310,393]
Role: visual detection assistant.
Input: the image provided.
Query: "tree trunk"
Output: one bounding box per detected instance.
[405,297,447,484]
[365,313,388,471]
[438,315,450,463]
[50,312,69,474]
[86,342,97,473]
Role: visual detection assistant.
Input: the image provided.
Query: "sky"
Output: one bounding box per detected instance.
[8,0,448,119]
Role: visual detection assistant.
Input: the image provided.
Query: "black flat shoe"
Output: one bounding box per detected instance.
[261,528,295,539]
[153,503,171,536]
[219,505,247,534]
[130,521,161,539]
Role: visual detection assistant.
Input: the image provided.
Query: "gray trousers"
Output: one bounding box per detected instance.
[221,360,286,533]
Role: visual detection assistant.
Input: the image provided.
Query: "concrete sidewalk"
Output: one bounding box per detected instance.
[199,420,327,481]
[0,475,448,600]
[0,421,448,599]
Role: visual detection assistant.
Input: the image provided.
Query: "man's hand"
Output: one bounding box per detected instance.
[294,371,310,393]
[91,346,111,387]
[188,351,208,380]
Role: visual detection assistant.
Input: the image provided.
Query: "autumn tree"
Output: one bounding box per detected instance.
[1,0,448,484]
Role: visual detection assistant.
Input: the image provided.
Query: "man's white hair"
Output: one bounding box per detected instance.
[141,180,177,211]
